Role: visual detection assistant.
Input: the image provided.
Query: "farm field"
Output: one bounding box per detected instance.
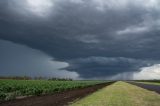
[0,79,107,102]
[1,80,160,106]
[71,81,160,106]
[0,81,114,106]
[135,81,160,86]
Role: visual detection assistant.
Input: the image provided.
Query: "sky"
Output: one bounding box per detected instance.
[0,0,160,80]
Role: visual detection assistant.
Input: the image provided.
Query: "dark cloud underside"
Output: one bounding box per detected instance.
[0,0,160,79]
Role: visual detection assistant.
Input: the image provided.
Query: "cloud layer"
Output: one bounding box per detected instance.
[133,64,160,80]
[0,0,160,79]
[0,40,79,79]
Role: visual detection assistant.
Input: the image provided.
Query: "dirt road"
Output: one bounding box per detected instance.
[128,82,160,94]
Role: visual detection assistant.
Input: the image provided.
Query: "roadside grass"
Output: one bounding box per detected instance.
[135,82,160,86]
[70,81,160,106]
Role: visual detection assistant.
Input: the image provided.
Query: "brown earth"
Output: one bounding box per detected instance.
[0,82,114,106]
[128,82,160,94]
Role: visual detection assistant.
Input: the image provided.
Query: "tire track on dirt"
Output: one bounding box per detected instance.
[127,82,160,94]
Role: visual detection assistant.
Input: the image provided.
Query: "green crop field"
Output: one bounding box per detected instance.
[0,79,106,102]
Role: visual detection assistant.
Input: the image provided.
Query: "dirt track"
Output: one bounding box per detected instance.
[128,82,160,94]
[0,82,114,106]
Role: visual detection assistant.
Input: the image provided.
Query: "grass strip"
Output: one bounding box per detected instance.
[71,81,160,106]
[135,82,160,86]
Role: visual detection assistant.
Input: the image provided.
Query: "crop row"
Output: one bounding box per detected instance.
[0,79,107,102]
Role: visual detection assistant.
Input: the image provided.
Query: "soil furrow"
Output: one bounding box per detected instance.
[0,82,114,106]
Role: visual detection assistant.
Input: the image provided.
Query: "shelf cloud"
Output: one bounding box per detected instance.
[0,0,160,79]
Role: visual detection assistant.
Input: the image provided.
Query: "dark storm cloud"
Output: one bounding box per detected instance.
[65,57,151,78]
[0,0,160,79]
[0,39,79,79]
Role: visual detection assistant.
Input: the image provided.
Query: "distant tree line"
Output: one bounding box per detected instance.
[0,76,32,80]
[48,78,72,81]
[0,76,73,81]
